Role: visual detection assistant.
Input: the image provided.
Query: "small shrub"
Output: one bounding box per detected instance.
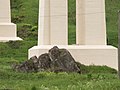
[87,73,92,80]
[17,29,30,39]
[11,0,23,9]
[31,26,38,31]
[17,24,38,40]
[12,15,25,23]
[6,41,23,49]
[22,24,33,29]
[31,86,37,90]
[17,24,32,39]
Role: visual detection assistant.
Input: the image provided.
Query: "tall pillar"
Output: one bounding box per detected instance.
[0,0,21,41]
[50,0,68,45]
[76,0,106,45]
[0,0,11,23]
[38,0,68,45]
[38,0,50,45]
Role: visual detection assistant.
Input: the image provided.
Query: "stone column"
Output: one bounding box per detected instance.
[0,0,11,23]
[50,0,68,45]
[0,0,21,41]
[76,0,85,45]
[76,0,106,45]
[38,0,50,45]
[38,0,68,45]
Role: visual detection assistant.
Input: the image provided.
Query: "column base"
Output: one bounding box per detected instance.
[0,23,22,42]
[28,45,118,70]
[0,37,22,42]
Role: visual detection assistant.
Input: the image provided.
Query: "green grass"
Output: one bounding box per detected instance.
[0,57,119,90]
[11,0,39,25]
[0,0,120,89]
[0,72,120,90]
[0,41,37,61]
[106,0,120,47]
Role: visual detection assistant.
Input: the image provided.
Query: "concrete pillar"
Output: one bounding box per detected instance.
[38,0,68,45]
[76,0,85,45]
[0,0,11,23]
[76,0,106,45]
[50,0,68,45]
[38,0,50,45]
[0,0,21,41]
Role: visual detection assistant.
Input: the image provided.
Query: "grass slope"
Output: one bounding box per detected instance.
[0,0,120,89]
[106,0,120,47]
[11,0,120,46]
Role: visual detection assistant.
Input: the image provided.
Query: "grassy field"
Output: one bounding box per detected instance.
[0,57,118,90]
[0,0,120,89]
